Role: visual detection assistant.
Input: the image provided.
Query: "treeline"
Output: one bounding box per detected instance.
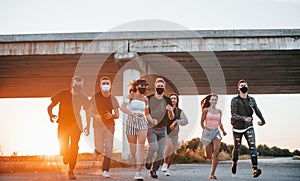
[179,137,300,157]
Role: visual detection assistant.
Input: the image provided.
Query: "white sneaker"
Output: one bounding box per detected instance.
[161,163,168,172]
[102,171,110,178]
[134,172,144,180]
[165,169,170,176]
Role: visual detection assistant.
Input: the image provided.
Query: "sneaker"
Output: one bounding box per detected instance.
[231,163,237,174]
[102,170,110,178]
[68,170,76,180]
[252,168,262,178]
[145,158,152,170]
[161,163,168,172]
[150,170,158,178]
[164,169,170,176]
[134,172,144,180]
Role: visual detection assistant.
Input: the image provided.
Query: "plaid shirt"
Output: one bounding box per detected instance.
[231,95,265,129]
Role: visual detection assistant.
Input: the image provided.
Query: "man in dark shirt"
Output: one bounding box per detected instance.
[84,76,119,178]
[230,79,266,178]
[47,76,90,180]
[145,78,174,178]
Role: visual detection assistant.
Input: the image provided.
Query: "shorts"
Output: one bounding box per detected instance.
[201,127,222,143]
[126,115,148,135]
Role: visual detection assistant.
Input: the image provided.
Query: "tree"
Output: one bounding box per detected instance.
[292,149,300,156]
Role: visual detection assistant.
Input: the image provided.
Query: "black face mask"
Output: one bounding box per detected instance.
[138,87,146,94]
[156,88,164,95]
[73,85,82,93]
[240,87,248,93]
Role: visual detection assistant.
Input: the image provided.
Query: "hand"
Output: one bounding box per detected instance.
[133,113,143,117]
[49,115,57,123]
[104,111,113,120]
[222,130,227,136]
[204,128,210,136]
[166,105,173,111]
[170,122,176,130]
[257,121,265,126]
[245,117,253,122]
[151,119,158,125]
[83,127,90,136]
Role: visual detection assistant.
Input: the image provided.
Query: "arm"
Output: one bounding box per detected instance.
[218,110,227,136]
[47,101,58,123]
[174,110,188,126]
[252,98,266,126]
[120,97,136,116]
[167,105,175,120]
[200,108,208,130]
[145,98,157,125]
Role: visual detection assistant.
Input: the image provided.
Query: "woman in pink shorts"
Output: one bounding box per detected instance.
[201,93,227,179]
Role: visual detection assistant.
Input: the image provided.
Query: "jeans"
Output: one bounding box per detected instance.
[94,123,115,171]
[232,128,258,168]
[146,127,167,171]
[58,124,81,170]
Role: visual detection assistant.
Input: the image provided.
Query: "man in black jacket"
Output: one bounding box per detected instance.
[230,79,266,178]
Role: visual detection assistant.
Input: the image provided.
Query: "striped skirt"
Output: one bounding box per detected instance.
[126,115,148,135]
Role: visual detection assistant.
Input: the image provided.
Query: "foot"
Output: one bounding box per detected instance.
[210,175,217,179]
[252,168,262,178]
[231,163,237,174]
[134,172,144,180]
[102,170,110,178]
[145,158,152,170]
[161,163,168,172]
[68,170,76,180]
[149,170,158,178]
[164,169,170,176]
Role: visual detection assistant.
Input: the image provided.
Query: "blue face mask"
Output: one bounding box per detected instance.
[101,85,111,92]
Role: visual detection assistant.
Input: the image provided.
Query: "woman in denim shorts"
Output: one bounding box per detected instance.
[201,93,227,179]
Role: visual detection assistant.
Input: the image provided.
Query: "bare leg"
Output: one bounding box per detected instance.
[203,140,212,159]
[211,138,221,177]
[164,138,174,163]
[136,130,147,172]
[127,135,137,163]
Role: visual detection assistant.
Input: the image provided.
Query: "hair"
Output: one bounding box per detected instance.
[72,76,83,82]
[128,79,148,93]
[238,79,247,87]
[155,77,166,85]
[201,93,218,112]
[169,93,179,107]
[100,76,111,84]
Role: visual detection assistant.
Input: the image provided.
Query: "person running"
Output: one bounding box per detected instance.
[231,79,266,178]
[200,93,227,179]
[145,77,175,178]
[47,76,90,180]
[161,93,188,176]
[120,79,149,180]
[84,76,119,178]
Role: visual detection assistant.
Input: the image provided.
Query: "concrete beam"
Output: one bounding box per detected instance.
[0,29,299,56]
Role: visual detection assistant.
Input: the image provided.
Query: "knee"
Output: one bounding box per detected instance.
[149,143,158,153]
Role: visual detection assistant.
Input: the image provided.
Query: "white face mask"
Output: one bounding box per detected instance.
[101,85,111,92]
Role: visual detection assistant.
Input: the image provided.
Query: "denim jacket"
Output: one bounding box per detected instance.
[231,95,265,129]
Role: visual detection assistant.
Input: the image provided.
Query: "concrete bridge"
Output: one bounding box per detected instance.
[0,29,300,98]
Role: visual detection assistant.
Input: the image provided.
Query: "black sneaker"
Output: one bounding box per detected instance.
[150,170,158,179]
[68,170,77,180]
[145,159,152,170]
[231,163,237,174]
[252,168,262,178]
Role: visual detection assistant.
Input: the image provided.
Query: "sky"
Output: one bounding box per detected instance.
[0,0,300,156]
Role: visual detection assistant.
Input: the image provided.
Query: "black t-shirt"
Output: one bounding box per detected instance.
[147,94,172,128]
[51,89,90,126]
[91,92,119,126]
[166,107,181,134]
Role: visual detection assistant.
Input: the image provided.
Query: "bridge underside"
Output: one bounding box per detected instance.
[0,50,300,98]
